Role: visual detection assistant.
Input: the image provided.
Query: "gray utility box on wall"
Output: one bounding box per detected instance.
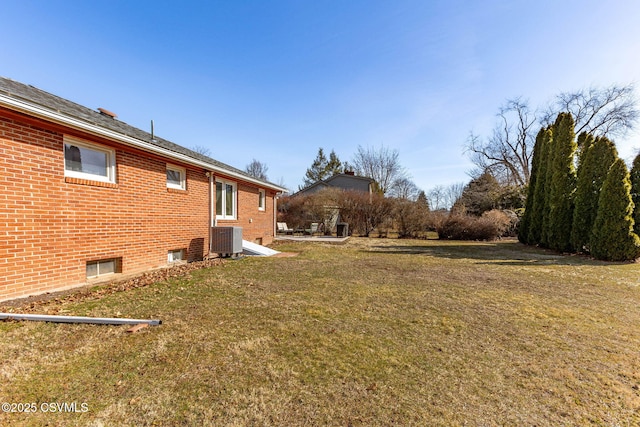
[211,226,243,257]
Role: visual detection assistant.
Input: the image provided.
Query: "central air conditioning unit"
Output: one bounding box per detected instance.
[211,226,243,257]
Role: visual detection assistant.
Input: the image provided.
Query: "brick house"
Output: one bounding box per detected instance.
[0,77,286,302]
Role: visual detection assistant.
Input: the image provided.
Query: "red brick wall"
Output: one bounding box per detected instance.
[0,113,217,301]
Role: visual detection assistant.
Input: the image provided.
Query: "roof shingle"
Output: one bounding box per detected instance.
[0,77,283,190]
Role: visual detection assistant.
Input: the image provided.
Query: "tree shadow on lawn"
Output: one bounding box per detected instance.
[364,240,618,267]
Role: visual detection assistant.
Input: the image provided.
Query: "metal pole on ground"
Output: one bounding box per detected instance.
[0,313,161,326]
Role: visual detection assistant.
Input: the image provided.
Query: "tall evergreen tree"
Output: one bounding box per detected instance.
[528,127,553,246]
[303,148,328,187]
[570,136,617,252]
[575,132,592,168]
[631,153,640,236]
[457,171,502,216]
[591,158,640,261]
[326,150,343,176]
[519,128,546,244]
[302,148,343,188]
[540,126,556,248]
[416,190,430,210]
[547,112,577,252]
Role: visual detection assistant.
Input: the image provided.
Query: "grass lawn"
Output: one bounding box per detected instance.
[1,238,640,426]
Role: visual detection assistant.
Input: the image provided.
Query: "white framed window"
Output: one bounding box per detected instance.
[166,164,186,190]
[86,258,120,278]
[258,189,266,211]
[168,249,185,263]
[215,179,237,219]
[64,136,116,183]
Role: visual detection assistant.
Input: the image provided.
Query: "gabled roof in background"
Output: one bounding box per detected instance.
[297,180,331,194]
[0,77,286,192]
[324,174,375,185]
[294,173,375,196]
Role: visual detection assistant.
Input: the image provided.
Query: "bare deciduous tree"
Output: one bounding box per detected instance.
[351,145,407,195]
[426,182,465,210]
[467,84,638,187]
[444,182,465,210]
[541,84,639,139]
[466,98,536,186]
[338,190,393,237]
[190,145,211,157]
[245,159,269,181]
[276,176,289,194]
[427,185,446,210]
[389,177,420,200]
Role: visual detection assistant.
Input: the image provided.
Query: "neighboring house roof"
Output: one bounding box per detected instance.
[0,77,286,192]
[295,173,375,196]
[298,180,331,194]
[324,174,375,191]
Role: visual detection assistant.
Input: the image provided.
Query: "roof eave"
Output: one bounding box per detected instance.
[0,94,287,192]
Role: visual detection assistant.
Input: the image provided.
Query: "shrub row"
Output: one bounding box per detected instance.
[519,112,640,261]
[278,189,394,237]
[436,210,516,241]
[279,188,517,241]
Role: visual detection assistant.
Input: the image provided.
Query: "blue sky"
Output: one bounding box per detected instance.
[3,1,640,192]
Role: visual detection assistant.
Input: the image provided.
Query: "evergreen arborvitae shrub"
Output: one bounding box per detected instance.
[575,131,592,165]
[536,127,554,247]
[631,154,640,236]
[519,128,546,244]
[574,132,593,172]
[547,113,577,252]
[591,158,640,261]
[570,136,617,253]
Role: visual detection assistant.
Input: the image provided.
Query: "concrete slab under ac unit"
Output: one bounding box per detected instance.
[242,240,280,257]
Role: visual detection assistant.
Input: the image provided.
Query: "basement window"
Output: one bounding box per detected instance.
[166,164,186,190]
[86,258,121,278]
[168,249,185,263]
[64,136,116,183]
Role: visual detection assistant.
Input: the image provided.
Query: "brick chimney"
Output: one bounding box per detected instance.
[97,108,117,119]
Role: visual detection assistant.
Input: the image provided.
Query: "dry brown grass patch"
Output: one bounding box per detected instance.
[1,238,639,425]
